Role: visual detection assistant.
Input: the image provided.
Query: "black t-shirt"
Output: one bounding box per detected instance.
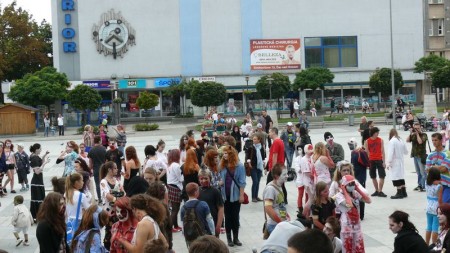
[311,199,336,226]
[105,149,124,177]
[264,115,273,132]
[88,145,106,171]
[198,186,224,223]
[30,155,42,168]
[362,129,370,144]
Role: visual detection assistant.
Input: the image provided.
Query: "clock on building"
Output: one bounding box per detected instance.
[92,10,136,59]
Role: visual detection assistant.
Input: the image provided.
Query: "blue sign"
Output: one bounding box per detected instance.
[61,0,76,53]
[154,78,182,88]
[119,79,146,89]
[82,80,111,89]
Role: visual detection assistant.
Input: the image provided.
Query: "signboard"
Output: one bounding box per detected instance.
[191,77,216,82]
[61,0,77,52]
[154,78,181,88]
[250,39,301,70]
[118,79,146,89]
[82,80,111,89]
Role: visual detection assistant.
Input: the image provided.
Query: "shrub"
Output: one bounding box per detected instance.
[174,112,194,118]
[305,101,322,110]
[134,123,159,131]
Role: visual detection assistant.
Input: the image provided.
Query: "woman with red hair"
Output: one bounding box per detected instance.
[181,149,200,202]
[124,146,141,191]
[219,145,246,247]
[430,203,450,252]
[110,197,138,253]
[203,149,222,189]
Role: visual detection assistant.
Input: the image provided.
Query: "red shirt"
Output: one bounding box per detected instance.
[268,138,285,170]
[367,137,383,161]
[110,221,137,253]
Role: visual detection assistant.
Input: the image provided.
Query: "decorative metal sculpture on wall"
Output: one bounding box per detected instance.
[92,9,136,59]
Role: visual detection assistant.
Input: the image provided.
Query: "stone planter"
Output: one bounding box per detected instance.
[171,117,198,124]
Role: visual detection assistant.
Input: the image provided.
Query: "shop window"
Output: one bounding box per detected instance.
[305,36,358,68]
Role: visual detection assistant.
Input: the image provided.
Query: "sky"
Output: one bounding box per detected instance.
[0,0,51,23]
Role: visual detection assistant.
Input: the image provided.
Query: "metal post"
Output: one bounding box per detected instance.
[389,0,396,128]
[245,76,250,113]
[267,76,274,102]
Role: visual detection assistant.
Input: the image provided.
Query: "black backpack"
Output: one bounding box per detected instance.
[183,201,206,244]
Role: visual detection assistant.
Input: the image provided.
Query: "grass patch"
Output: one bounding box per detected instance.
[134,123,159,131]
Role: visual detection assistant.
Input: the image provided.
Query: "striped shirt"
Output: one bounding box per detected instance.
[426,150,450,186]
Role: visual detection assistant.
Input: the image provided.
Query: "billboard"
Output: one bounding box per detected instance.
[250,39,301,70]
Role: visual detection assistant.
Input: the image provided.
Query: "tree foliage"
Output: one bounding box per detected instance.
[66,85,101,125]
[369,68,404,97]
[8,67,70,109]
[293,67,334,91]
[431,64,450,89]
[414,54,449,73]
[136,91,159,111]
[163,79,192,97]
[190,81,227,107]
[255,73,291,99]
[0,2,52,82]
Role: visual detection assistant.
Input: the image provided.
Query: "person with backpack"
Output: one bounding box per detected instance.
[181,182,215,247]
[198,169,224,237]
[71,205,109,253]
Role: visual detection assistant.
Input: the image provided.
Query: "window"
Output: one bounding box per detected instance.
[304,36,358,68]
[429,20,434,36]
[438,19,444,36]
[438,0,443,3]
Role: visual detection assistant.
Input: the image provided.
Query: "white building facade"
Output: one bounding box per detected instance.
[52,0,424,123]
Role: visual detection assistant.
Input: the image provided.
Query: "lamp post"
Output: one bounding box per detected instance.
[267,76,274,100]
[245,76,250,113]
[389,0,396,128]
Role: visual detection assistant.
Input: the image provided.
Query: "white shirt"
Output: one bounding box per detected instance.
[299,156,313,188]
[57,116,64,126]
[294,101,299,110]
[156,151,168,166]
[362,101,369,108]
[344,102,350,108]
[212,113,218,121]
[294,155,304,187]
[167,162,184,190]
[66,191,90,220]
[387,137,408,180]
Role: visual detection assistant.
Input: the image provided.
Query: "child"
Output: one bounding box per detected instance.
[11,195,33,246]
[311,182,336,230]
[335,175,371,253]
[425,167,442,245]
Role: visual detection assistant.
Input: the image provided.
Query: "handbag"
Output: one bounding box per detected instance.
[244,148,254,177]
[226,168,249,204]
[67,192,83,246]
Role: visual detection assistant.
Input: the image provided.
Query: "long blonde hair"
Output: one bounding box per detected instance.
[313,142,327,161]
[65,172,82,205]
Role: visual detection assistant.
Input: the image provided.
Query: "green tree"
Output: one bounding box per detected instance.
[8,67,70,111]
[431,64,450,104]
[66,85,102,126]
[0,2,52,102]
[255,73,291,99]
[136,91,159,123]
[369,68,404,110]
[163,79,192,115]
[190,81,227,109]
[414,54,449,73]
[292,67,334,91]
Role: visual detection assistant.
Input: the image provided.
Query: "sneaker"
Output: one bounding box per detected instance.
[413,186,421,191]
[171,227,181,233]
[378,192,387,197]
[16,239,23,247]
[252,198,258,203]
[256,197,263,202]
[23,241,30,246]
[2,188,6,194]
[10,190,16,194]
[371,192,379,197]
[20,187,26,192]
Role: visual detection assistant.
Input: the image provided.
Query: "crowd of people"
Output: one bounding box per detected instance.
[2,110,450,253]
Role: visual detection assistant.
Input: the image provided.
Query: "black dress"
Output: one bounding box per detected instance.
[123,168,139,191]
[30,154,45,219]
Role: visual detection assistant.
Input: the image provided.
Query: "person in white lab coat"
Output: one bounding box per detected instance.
[386,129,409,199]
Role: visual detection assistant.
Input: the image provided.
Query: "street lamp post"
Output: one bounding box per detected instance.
[389,0,396,128]
[245,76,250,113]
[267,77,274,101]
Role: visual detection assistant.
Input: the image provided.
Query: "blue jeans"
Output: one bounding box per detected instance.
[267,223,277,234]
[413,157,426,188]
[285,147,294,169]
[251,169,262,199]
[44,126,49,137]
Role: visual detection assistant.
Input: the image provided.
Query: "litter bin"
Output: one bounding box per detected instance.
[348,114,355,126]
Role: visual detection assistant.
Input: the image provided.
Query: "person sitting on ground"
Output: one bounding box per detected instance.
[389,210,429,253]
[323,216,342,253]
[189,235,230,253]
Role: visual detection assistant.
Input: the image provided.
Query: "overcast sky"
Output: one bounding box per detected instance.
[0,0,51,23]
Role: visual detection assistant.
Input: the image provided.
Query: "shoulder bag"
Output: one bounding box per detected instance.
[421,135,432,165]
[67,192,83,246]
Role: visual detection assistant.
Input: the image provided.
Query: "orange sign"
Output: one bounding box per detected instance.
[250,39,301,70]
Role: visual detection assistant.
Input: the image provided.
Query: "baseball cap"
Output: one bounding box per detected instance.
[257,123,262,128]
[304,144,314,154]
[287,122,293,127]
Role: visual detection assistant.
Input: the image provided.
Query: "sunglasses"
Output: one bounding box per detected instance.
[347,182,356,186]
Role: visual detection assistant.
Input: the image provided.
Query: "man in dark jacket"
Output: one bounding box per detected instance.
[324,132,344,178]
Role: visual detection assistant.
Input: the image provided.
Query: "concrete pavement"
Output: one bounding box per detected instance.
[0,122,429,253]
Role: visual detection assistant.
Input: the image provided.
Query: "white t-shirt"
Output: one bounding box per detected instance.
[344,102,350,108]
[156,151,168,166]
[66,191,90,220]
[299,156,313,188]
[294,155,304,187]
[57,116,64,126]
[167,162,184,190]
[212,113,218,121]
[294,101,299,110]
